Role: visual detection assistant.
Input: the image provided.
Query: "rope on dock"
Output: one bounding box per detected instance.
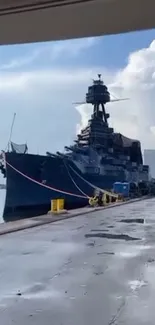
[5,159,88,199]
[63,159,90,199]
[69,164,119,198]
[4,154,119,203]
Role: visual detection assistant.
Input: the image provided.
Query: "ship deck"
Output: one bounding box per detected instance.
[0,197,155,324]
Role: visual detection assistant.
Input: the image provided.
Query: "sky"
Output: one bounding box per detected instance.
[0,29,155,155]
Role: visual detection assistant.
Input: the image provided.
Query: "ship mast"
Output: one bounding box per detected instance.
[7,112,16,152]
[86,74,110,125]
[72,75,129,148]
[74,74,129,126]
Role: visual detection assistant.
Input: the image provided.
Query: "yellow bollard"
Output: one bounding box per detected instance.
[57,198,65,211]
[102,193,107,205]
[48,198,67,215]
[89,197,94,206]
[89,197,98,207]
[51,199,57,212]
[109,195,112,204]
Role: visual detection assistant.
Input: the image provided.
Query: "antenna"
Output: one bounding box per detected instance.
[108,98,129,103]
[108,92,129,103]
[73,98,129,105]
[8,113,16,152]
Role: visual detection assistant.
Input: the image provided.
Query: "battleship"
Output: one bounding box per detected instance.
[0,74,149,222]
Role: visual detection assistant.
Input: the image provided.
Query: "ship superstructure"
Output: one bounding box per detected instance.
[0,75,149,221]
[63,74,148,183]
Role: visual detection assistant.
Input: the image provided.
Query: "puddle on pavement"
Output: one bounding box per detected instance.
[147,257,155,263]
[97,252,115,255]
[94,271,104,276]
[91,229,109,232]
[119,218,144,224]
[87,241,95,247]
[85,233,140,241]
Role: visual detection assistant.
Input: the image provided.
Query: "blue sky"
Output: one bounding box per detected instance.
[0,29,155,156]
[1,29,155,71]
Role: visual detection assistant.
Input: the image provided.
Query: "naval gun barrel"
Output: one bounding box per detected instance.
[46,151,57,158]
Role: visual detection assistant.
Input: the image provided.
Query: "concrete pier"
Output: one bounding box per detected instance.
[0,196,148,235]
[0,198,155,324]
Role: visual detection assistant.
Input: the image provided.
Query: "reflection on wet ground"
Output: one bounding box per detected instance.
[97,252,115,255]
[0,198,155,324]
[91,229,109,232]
[85,233,140,241]
[86,241,95,247]
[119,218,144,224]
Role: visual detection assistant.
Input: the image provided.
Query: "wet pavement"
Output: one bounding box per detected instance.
[0,198,155,324]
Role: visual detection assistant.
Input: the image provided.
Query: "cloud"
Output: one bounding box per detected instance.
[0,67,112,155]
[0,37,96,71]
[77,39,155,151]
[0,49,41,70]
[0,38,155,159]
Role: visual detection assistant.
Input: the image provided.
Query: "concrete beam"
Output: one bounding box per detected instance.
[0,0,154,45]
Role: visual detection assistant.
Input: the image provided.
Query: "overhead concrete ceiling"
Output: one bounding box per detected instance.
[0,0,154,45]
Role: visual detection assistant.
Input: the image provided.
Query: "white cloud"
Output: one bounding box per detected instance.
[0,38,155,158]
[77,39,155,151]
[0,67,112,154]
[0,37,96,71]
[0,49,41,70]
